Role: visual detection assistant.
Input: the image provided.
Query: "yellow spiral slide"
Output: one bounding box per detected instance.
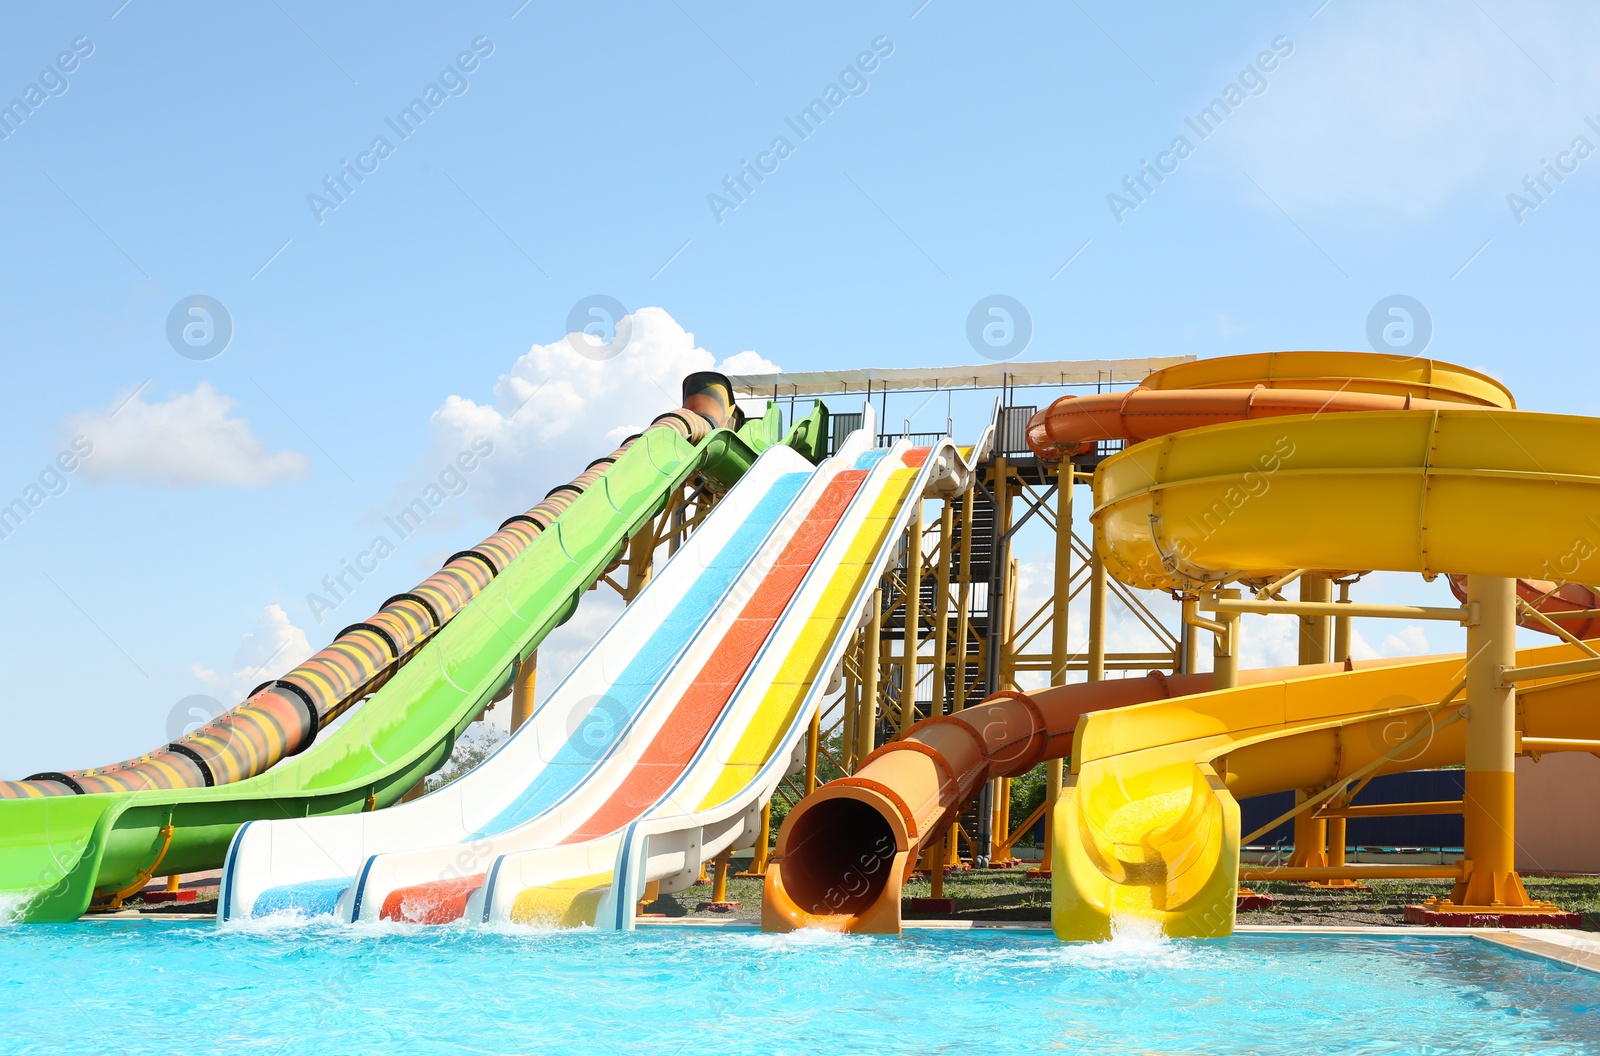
[1054,352,1600,939]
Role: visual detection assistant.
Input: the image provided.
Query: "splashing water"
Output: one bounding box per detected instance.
[1100,786,1195,940]
[2,923,1597,1054]
[0,891,33,925]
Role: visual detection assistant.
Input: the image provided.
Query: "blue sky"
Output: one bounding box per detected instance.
[2,1,1597,775]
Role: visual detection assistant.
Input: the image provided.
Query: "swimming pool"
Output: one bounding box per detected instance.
[1,921,1595,1055]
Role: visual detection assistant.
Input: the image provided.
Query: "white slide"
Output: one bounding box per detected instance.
[219,417,877,923]
[477,429,992,931]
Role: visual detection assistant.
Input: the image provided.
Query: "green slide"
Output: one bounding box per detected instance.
[0,398,827,923]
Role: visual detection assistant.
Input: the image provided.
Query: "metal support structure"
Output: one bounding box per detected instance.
[1333,577,1354,663]
[1087,526,1107,683]
[856,589,883,761]
[1290,575,1331,870]
[510,650,538,733]
[738,803,772,877]
[899,512,924,731]
[1211,588,1241,691]
[1202,597,1475,624]
[931,499,953,718]
[953,485,975,713]
[804,707,820,795]
[1441,576,1556,913]
[772,411,1184,873]
[1042,465,1073,871]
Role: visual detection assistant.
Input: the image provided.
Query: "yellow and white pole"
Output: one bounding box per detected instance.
[1088,524,1107,684]
[510,650,538,733]
[1333,578,1354,664]
[804,706,820,795]
[900,514,923,732]
[1291,576,1330,869]
[953,487,975,712]
[856,588,883,761]
[1453,575,1530,907]
[1043,465,1072,868]
[931,499,953,718]
[1212,588,1240,691]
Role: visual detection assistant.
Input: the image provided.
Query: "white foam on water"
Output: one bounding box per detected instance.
[1108,903,1166,944]
[218,907,330,935]
[744,923,855,952]
[0,891,35,925]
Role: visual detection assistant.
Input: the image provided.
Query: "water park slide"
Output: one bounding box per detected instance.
[1051,397,1600,938]
[3,379,744,800]
[1,376,826,923]
[220,427,860,921]
[763,351,1600,937]
[760,659,1408,933]
[1054,639,1598,940]
[222,412,985,927]
[481,436,979,931]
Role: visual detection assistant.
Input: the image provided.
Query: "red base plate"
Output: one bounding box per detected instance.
[1403,905,1581,928]
[909,897,957,913]
[695,901,741,913]
[1237,893,1275,912]
[139,890,198,904]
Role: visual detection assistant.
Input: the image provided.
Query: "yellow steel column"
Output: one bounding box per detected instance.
[953,487,975,711]
[1182,607,1202,675]
[856,588,883,761]
[1050,467,1073,685]
[1290,575,1331,869]
[739,803,772,877]
[843,629,861,771]
[948,486,975,868]
[899,511,924,732]
[1043,466,1073,870]
[1451,575,1533,908]
[1326,815,1349,875]
[1001,556,1020,692]
[510,650,538,733]
[1213,588,1241,690]
[1298,574,1331,666]
[1333,578,1353,664]
[1088,523,1107,683]
[993,776,1011,863]
[994,459,1013,694]
[930,499,953,718]
[708,850,731,905]
[624,524,655,601]
[804,706,820,794]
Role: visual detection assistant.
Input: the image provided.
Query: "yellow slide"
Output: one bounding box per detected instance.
[1053,356,1600,939]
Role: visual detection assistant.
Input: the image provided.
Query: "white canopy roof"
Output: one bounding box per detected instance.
[726,357,1194,397]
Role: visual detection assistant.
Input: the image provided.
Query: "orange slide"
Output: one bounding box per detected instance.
[762,351,1591,934]
[762,661,1394,932]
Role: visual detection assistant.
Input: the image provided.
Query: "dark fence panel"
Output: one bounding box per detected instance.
[1239,769,1465,850]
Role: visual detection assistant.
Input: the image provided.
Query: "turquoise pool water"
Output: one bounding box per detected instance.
[1,922,1596,1054]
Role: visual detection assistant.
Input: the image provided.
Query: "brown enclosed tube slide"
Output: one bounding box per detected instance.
[1023,385,1467,460]
[763,662,1386,933]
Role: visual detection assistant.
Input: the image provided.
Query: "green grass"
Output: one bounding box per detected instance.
[649,864,1600,930]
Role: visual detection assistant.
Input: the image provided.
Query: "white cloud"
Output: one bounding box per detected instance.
[427,307,779,517]
[191,603,315,703]
[68,382,308,488]
[1221,4,1600,218]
